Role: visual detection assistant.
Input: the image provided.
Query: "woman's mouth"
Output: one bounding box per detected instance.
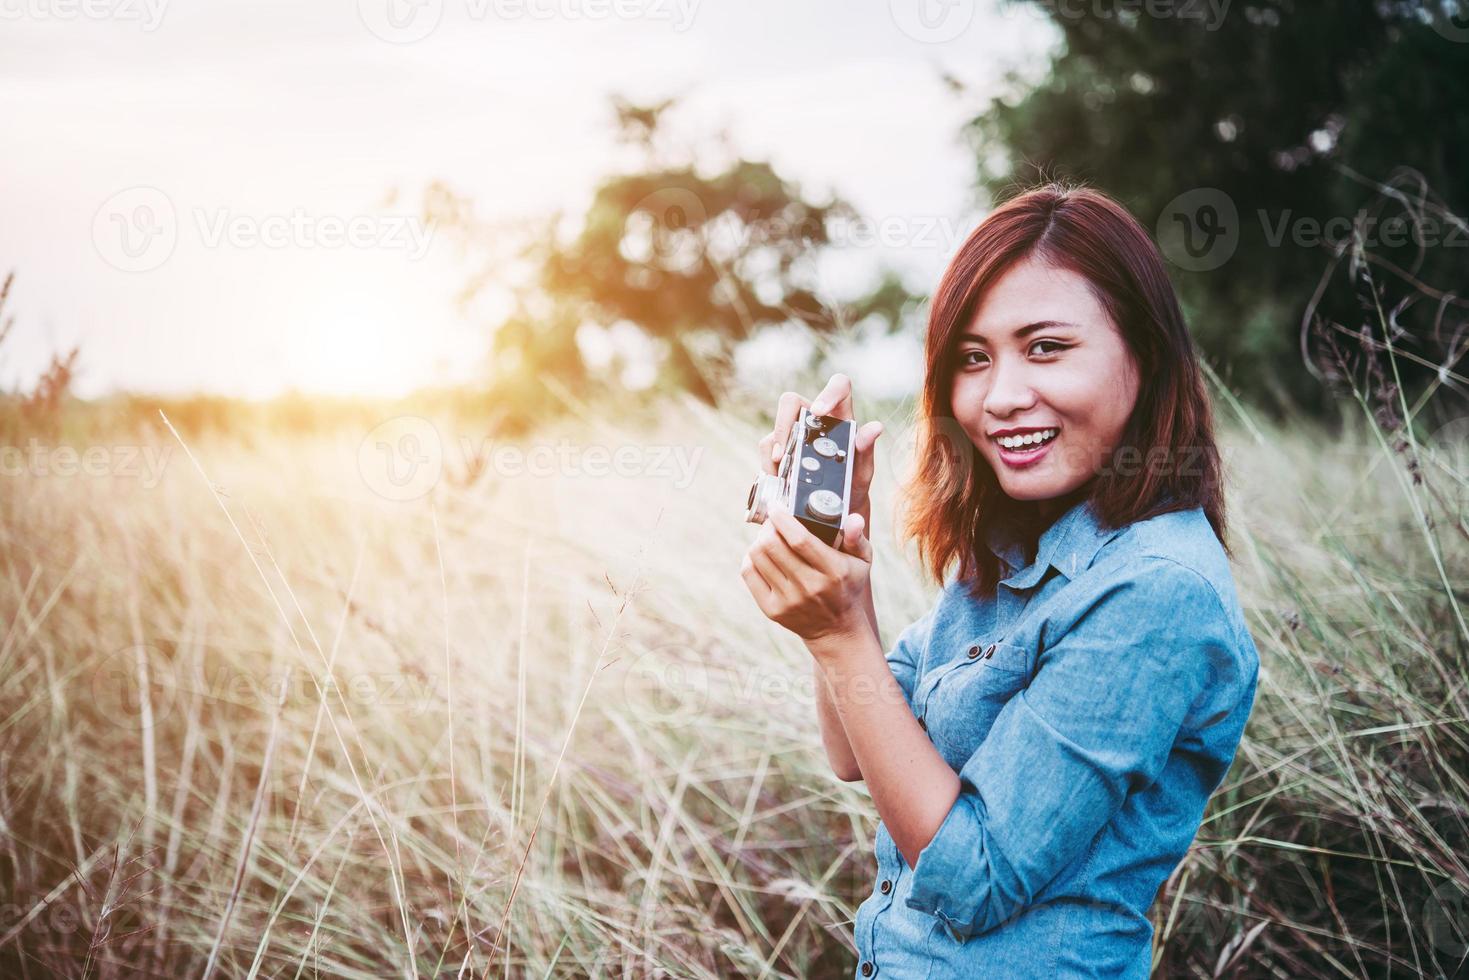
[992,427,1059,469]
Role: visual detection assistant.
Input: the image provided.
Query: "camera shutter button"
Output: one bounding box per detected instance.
[805,490,843,520]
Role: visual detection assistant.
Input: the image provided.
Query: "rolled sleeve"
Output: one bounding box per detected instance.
[905,556,1237,939]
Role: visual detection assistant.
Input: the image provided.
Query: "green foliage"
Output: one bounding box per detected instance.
[973,0,1469,418]
[432,98,918,423]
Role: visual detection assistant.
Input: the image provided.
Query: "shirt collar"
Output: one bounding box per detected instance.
[984,495,1120,590]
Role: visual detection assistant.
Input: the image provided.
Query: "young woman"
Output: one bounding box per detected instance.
[740,183,1260,977]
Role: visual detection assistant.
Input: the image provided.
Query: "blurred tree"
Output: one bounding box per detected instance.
[427,97,919,429]
[971,0,1469,418]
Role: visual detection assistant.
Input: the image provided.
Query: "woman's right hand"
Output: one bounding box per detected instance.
[756,373,884,537]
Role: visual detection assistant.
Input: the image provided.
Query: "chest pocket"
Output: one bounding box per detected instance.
[920,640,1033,770]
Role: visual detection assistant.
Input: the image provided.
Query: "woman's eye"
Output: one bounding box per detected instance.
[1031,340,1067,356]
[959,350,987,367]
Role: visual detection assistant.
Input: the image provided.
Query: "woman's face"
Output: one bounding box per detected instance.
[950,255,1141,505]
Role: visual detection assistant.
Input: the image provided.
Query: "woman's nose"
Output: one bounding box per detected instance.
[984,357,1037,418]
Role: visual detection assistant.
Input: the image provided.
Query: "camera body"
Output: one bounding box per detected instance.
[745,407,855,546]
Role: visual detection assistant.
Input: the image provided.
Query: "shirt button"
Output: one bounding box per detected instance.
[984,643,997,659]
[966,644,980,659]
[860,963,876,977]
[879,879,892,895]
[917,716,927,732]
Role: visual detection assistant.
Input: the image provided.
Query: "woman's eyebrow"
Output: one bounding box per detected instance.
[959,320,1082,344]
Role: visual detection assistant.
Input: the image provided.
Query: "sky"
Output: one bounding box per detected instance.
[0,0,1055,400]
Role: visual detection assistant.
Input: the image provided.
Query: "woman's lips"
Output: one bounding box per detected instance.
[994,431,1057,469]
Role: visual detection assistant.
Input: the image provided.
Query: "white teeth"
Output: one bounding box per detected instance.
[996,427,1058,450]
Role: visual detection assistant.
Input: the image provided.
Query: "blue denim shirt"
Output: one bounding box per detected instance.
[852,496,1260,978]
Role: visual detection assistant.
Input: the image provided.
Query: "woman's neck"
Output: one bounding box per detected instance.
[1034,484,1090,526]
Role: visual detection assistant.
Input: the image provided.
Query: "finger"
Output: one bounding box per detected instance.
[748,544,798,604]
[740,554,778,609]
[838,512,873,563]
[768,506,839,576]
[809,373,853,419]
[757,513,823,589]
[757,430,778,474]
[849,419,883,505]
[768,390,810,466]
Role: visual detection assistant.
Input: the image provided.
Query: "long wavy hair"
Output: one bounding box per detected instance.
[898,182,1228,599]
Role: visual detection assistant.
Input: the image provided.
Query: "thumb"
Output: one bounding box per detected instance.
[838,512,872,562]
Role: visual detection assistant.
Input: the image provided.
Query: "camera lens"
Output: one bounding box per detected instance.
[745,474,783,524]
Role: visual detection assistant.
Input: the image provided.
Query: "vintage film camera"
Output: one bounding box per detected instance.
[745,407,855,547]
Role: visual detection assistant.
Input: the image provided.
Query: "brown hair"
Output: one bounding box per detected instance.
[898,182,1228,598]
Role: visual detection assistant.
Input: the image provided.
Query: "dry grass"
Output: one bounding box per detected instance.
[0,366,1465,977]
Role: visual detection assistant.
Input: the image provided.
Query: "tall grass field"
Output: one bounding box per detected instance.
[1,369,1466,977]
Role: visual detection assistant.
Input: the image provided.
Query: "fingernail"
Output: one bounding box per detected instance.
[770,443,782,462]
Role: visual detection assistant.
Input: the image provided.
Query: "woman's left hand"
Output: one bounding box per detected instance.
[740,505,874,647]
